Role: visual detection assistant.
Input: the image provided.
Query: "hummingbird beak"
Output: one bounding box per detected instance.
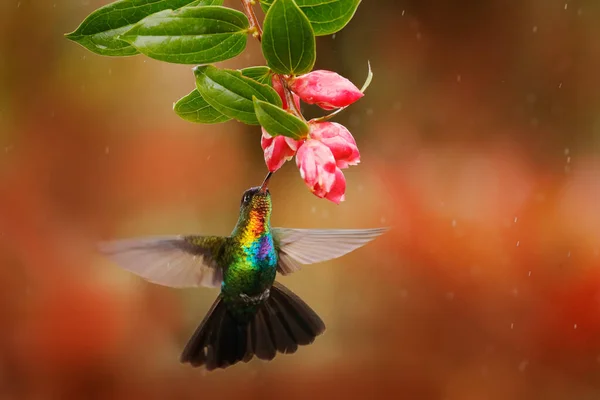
[259,172,272,193]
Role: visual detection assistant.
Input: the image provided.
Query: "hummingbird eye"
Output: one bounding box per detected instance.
[242,193,251,204]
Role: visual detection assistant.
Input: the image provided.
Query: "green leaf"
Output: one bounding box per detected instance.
[260,0,361,36]
[262,0,316,75]
[119,6,249,64]
[194,65,282,125]
[240,66,273,85]
[253,97,309,140]
[174,89,231,124]
[65,0,223,57]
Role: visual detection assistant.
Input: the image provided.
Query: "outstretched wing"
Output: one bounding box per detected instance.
[272,228,388,275]
[97,235,227,288]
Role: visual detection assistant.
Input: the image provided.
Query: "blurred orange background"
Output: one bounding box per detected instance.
[1,1,600,399]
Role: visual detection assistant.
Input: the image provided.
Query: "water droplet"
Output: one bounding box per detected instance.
[511,322,514,329]
[532,26,538,33]
[104,146,109,155]
[514,217,518,223]
[518,359,529,372]
[451,219,457,228]
[516,240,520,247]
[574,323,578,329]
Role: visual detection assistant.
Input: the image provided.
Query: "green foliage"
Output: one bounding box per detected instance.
[174,66,274,124]
[253,97,309,140]
[119,6,249,64]
[260,0,361,36]
[262,0,316,75]
[174,89,231,124]
[240,66,273,85]
[65,0,223,57]
[66,0,365,133]
[194,65,281,125]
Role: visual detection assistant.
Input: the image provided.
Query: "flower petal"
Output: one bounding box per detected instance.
[325,168,347,204]
[308,122,361,169]
[290,70,364,110]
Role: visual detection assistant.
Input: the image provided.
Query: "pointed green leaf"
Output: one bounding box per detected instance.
[260,0,361,36]
[174,89,231,124]
[65,0,223,57]
[253,97,309,140]
[194,65,282,125]
[262,0,316,75]
[240,66,273,85]
[119,6,249,64]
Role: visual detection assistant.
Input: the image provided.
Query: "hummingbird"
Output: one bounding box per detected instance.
[98,173,387,370]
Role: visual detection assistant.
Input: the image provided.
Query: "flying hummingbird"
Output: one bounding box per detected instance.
[98,173,387,370]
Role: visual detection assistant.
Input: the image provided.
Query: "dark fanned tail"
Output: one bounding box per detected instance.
[180,282,325,370]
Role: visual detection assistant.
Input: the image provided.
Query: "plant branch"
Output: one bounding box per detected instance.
[241,0,306,124]
[241,0,263,41]
[278,75,304,120]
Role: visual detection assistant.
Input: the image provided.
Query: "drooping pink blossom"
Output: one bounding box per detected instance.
[289,70,364,110]
[295,139,337,198]
[308,121,360,169]
[324,167,347,204]
[272,76,301,111]
[261,128,303,172]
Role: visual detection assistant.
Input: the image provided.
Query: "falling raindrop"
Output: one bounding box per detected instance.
[518,359,529,372]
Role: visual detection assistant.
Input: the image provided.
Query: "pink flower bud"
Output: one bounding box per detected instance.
[308,122,360,169]
[324,168,346,204]
[289,70,364,110]
[295,139,337,198]
[261,128,302,172]
[272,76,301,111]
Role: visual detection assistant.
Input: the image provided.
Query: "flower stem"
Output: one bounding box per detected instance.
[241,0,262,41]
[241,0,305,121]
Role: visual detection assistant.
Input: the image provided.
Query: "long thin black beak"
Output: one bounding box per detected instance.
[259,172,272,193]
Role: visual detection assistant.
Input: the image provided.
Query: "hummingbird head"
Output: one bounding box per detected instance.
[240,186,271,214]
[235,185,272,239]
[233,172,274,238]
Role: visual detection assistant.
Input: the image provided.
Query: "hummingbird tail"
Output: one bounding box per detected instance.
[180,282,325,370]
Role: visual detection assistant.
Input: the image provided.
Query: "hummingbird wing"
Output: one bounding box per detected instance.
[271,227,388,275]
[97,235,226,288]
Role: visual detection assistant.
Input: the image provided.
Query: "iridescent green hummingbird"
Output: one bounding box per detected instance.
[99,173,387,370]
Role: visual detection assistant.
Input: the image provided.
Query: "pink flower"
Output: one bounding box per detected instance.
[289,70,364,110]
[261,128,303,172]
[308,121,360,169]
[324,167,346,204]
[295,140,338,198]
[272,76,301,111]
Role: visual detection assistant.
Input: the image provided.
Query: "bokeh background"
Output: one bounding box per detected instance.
[1,0,600,399]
